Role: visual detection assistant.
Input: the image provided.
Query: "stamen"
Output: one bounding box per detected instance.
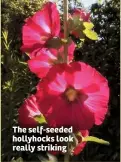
[65,88,78,102]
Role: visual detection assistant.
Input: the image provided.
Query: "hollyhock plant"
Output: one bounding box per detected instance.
[36,62,109,131]
[18,95,46,128]
[18,0,110,159]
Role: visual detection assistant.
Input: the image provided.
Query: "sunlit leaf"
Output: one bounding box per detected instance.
[2,30,8,43]
[83,22,94,29]
[82,136,110,145]
[83,29,98,40]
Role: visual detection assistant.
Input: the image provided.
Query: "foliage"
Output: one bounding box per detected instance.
[2,0,119,161]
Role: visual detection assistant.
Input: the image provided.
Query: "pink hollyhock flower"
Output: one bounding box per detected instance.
[36,62,109,131]
[28,40,75,78]
[68,9,90,38]
[72,9,90,22]
[21,2,60,54]
[73,130,89,155]
[18,95,41,128]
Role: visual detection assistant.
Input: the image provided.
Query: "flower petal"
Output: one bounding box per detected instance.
[38,96,94,131]
[18,95,40,128]
[28,58,51,78]
[21,2,60,53]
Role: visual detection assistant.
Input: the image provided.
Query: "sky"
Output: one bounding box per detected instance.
[80,0,97,8]
[51,0,104,8]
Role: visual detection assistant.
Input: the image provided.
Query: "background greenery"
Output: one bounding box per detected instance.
[1,0,120,161]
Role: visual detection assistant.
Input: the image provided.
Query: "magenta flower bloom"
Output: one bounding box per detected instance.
[36,62,109,131]
[21,2,60,54]
[72,9,90,22]
[28,40,75,78]
[18,95,41,128]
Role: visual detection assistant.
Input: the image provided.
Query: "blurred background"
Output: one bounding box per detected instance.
[1,0,120,161]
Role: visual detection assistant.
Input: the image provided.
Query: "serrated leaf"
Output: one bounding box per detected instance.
[83,22,94,30]
[82,136,110,145]
[83,29,98,40]
[34,114,47,124]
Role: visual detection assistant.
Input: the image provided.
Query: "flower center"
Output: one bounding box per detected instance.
[65,88,78,102]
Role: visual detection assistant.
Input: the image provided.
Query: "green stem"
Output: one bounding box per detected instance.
[63,0,68,63]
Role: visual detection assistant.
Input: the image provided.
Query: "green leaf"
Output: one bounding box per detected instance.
[83,29,98,40]
[34,114,47,124]
[82,136,110,145]
[2,30,8,43]
[83,22,94,30]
